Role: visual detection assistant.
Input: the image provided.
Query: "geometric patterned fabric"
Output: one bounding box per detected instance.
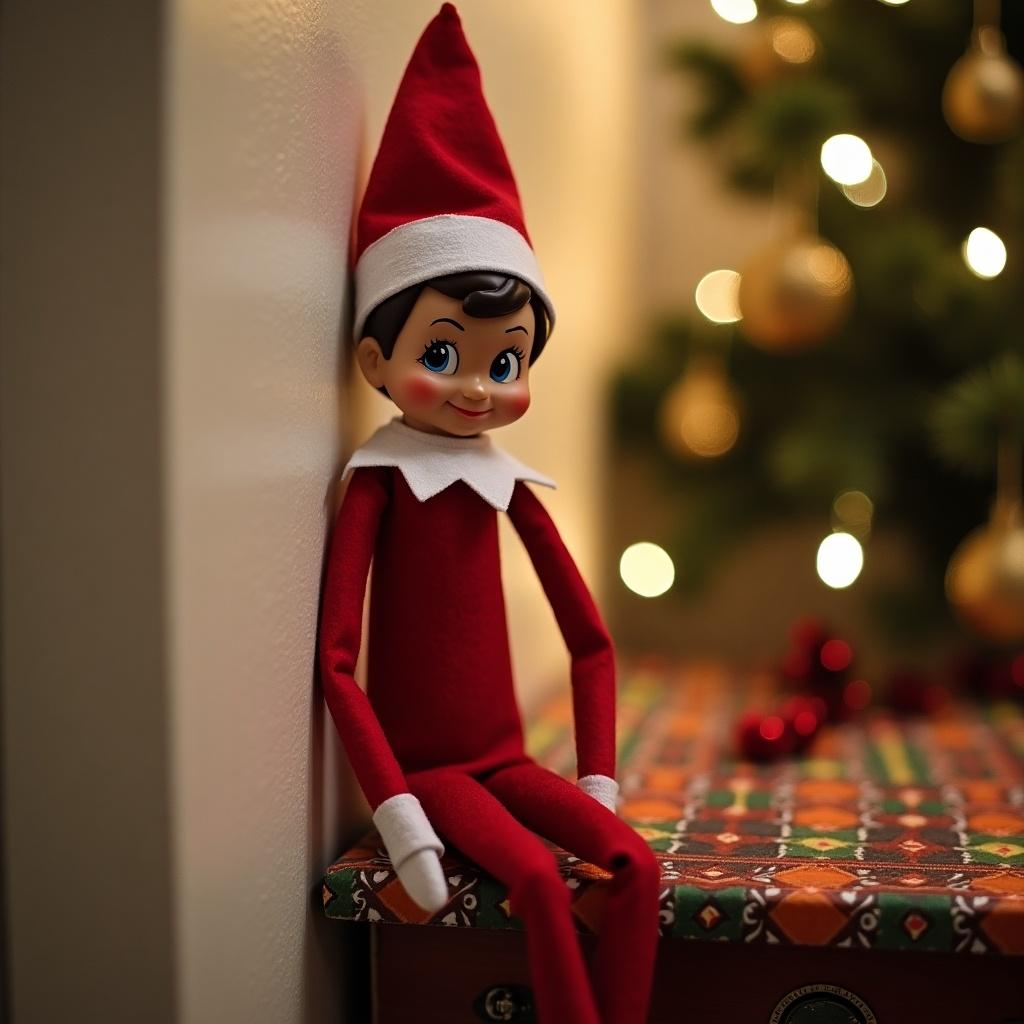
[323,660,1024,956]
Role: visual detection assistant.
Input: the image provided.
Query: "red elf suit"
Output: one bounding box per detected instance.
[319,8,660,1024]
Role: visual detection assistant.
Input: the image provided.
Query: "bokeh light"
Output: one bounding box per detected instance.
[769,18,816,64]
[840,159,887,207]
[962,227,1007,279]
[1012,654,1024,689]
[678,394,740,457]
[695,269,743,323]
[805,244,854,295]
[816,531,864,589]
[620,542,675,598]
[820,134,873,186]
[662,362,742,459]
[820,638,853,672]
[833,489,874,537]
[710,0,758,24]
[843,679,872,710]
[759,716,785,741]
[793,710,818,736]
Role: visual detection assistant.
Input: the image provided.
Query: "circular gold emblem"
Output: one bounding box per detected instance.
[769,984,877,1024]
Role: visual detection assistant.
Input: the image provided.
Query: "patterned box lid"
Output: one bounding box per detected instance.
[323,661,1024,955]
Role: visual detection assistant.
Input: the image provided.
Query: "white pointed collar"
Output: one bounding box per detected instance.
[342,417,556,512]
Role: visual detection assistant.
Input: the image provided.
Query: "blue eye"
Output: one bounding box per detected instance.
[490,349,522,383]
[418,340,458,375]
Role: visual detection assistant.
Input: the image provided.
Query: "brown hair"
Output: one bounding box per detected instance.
[362,271,549,363]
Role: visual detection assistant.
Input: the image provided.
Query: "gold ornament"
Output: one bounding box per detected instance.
[943,24,1024,144]
[738,235,854,352]
[660,357,741,459]
[946,500,1024,643]
[947,437,1024,642]
[740,17,819,87]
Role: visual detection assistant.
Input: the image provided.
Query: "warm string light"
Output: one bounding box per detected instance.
[840,160,887,208]
[821,133,886,209]
[962,227,1007,278]
[695,269,743,323]
[620,542,675,598]
[710,0,758,25]
[816,532,864,588]
[820,134,874,186]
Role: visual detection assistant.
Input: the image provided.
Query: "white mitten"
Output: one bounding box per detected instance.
[394,848,448,912]
[373,793,448,912]
[577,774,620,814]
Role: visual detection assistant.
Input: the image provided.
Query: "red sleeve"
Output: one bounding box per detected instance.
[506,481,616,780]
[319,466,408,808]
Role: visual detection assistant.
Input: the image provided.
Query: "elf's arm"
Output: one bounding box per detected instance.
[506,480,619,812]
[319,465,447,909]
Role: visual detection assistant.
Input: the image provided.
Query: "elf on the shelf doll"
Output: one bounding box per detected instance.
[319,7,660,1023]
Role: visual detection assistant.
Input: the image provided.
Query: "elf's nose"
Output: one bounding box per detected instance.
[460,376,489,402]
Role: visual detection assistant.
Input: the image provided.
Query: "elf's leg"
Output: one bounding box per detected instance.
[483,761,661,1024]
[407,767,600,1024]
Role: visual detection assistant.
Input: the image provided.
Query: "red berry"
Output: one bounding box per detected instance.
[820,639,853,673]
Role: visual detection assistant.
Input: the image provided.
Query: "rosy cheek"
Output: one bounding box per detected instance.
[398,374,445,407]
[506,389,531,417]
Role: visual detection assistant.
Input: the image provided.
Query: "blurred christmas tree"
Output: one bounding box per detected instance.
[613,0,1024,650]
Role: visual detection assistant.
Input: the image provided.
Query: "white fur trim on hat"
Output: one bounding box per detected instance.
[353,214,555,339]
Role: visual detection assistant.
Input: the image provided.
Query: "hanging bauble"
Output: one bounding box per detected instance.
[946,499,1024,643]
[739,16,819,87]
[738,235,853,352]
[942,25,1024,144]
[660,356,741,459]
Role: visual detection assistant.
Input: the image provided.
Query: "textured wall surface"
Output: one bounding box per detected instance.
[166,1,356,1020]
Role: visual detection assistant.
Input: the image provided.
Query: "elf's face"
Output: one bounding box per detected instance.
[357,287,534,437]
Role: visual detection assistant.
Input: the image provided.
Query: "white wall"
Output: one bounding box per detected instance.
[166,1,355,1020]
[638,0,779,311]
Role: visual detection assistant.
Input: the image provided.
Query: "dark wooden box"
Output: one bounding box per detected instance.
[373,923,1023,1023]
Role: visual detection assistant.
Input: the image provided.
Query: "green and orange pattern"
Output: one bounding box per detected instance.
[323,661,1024,955]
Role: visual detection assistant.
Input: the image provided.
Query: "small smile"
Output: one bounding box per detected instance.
[448,402,491,418]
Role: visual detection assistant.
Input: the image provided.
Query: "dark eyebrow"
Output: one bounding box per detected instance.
[430,317,464,331]
[504,325,529,335]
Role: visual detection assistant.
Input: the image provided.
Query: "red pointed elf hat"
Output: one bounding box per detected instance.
[352,3,554,339]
